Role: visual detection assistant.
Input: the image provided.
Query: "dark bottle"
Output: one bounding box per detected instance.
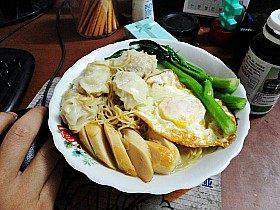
[238,9,280,115]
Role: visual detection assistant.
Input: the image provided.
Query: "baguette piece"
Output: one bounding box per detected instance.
[104,123,137,176]
[122,128,153,182]
[84,123,116,169]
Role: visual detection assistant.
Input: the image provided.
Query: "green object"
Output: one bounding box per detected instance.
[162,61,237,135]
[219,0,243,31]
[107,40,246,134]
[210,76,240,94]
[129,40,240,93]
[214,91,247,111]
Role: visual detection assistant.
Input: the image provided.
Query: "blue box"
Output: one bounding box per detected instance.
[125,19,177,41]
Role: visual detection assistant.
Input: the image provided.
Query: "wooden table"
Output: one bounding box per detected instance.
[1,1,279,209]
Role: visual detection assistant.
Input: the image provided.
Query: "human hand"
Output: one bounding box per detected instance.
[0,107,63,210]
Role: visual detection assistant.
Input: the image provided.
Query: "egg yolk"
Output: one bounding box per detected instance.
[159,96,205,128]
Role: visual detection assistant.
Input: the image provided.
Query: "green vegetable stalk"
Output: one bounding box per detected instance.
[129,40,240,93]
[214,91,247,111]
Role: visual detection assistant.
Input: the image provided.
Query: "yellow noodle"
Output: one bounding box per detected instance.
[92,81,142,131]
[108,54,131,69]
[92,53,132,70]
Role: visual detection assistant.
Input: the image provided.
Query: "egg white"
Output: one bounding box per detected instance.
[135,71,236,148]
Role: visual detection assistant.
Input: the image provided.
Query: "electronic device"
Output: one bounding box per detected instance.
[0,48,35,112]
[0,0,53,26]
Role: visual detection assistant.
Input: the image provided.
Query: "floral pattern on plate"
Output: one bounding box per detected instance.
[57,125,97,166]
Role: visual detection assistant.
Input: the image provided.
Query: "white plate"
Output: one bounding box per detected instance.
[48,39,250,194]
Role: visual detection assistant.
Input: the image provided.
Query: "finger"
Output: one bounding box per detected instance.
[0,107,47,179]
[38,157,64,207]
[22,138,60,196]
[0,112,17,134]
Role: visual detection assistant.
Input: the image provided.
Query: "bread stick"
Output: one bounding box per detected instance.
[88,2,102,36]
[79,0,99,33]
[112,8,118,30]
[107,0,113,34]
[93,3,106,37]
[77,0,90,29]
[76,0,118,37]
[98,3,108,36]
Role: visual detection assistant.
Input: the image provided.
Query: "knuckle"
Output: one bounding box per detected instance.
[11,125,32,139]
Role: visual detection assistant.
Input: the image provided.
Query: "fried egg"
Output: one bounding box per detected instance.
[134,70,236,148]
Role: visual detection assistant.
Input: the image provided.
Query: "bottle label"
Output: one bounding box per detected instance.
[144,0,154,20]
[238,47,280,114]
[132,0,154,22]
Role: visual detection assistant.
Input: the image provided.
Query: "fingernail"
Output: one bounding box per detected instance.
[7,112,18,119]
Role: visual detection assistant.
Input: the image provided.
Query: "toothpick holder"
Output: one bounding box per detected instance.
[70,0,119,39]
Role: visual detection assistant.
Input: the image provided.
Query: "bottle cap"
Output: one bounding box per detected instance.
[264,9,280,45]
[267,9,280,35]
[158,12,199,42]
